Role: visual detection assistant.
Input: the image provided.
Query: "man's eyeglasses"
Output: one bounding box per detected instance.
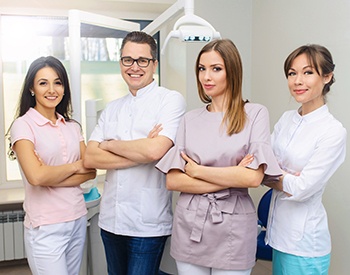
[120,56,155,68]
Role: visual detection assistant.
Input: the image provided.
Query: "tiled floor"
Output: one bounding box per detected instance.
[0,259,272,275]
[0,260,31,275]
[252,260,272,275]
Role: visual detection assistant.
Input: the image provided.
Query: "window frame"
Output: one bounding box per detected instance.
[0,12,159,189]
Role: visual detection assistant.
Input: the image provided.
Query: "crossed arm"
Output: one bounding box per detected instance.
[84,124,171,170]
[263,171,293,197]
[166,152,264,194]
[13,140,96,187]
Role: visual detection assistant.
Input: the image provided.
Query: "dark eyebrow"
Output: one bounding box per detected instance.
[198,63,224,67]
[289,65,313,71]
[302,65,313,70]
[36,77,61,83]
[36,78,48,82]
[123,56,153,59]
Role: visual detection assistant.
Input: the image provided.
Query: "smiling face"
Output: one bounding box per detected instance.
[287,53,332,115]
[198,50,228,103]
[32,66,64,116]
[120,41,158,96]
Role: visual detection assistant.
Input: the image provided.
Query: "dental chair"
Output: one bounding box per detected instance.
[256,188,273,261]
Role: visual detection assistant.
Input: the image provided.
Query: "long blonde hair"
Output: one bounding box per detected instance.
[195,39,246,135]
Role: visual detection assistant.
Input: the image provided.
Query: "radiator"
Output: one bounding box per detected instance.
[0,210,26,261]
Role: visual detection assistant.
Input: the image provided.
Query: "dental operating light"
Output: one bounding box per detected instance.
[142,0,221,55]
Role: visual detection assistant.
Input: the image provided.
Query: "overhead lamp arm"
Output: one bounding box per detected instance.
[141,0,221,55]
[142,0,187,36]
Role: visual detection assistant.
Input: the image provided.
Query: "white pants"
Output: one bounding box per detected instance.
[176,261,252,275]
[25,215,87,275]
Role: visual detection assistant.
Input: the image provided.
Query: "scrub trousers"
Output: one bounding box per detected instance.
[272,249,331,275]
[176,261,252,275]
[24,215,87,275]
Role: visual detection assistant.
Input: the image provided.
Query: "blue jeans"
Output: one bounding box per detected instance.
[101,229,169,275]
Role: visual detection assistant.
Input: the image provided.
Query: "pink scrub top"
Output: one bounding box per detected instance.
[10,108,87,228]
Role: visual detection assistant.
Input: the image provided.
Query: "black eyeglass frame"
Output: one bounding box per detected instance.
[120,56,155,68]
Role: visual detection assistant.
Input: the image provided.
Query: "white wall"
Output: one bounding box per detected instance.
[162,0,350,274]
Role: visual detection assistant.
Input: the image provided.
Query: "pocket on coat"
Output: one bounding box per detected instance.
[141,187,173,224]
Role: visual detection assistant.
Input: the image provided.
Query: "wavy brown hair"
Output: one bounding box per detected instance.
[284,44,335,99]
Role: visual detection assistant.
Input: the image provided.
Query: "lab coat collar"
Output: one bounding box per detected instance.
[128,80,157,98]
[294,104,329,123]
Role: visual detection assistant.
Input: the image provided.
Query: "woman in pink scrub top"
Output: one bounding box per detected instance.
[156,39,281,275]
[7,56,96,275]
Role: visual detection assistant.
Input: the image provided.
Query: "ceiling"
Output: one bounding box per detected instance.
[0,0,177,19]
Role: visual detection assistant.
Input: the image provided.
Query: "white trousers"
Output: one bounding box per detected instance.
[176,261,252,275]
[25,215,87,275]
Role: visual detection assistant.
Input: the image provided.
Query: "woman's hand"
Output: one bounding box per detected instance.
[34,150,44,165]
[264,171,293,197]
[238,154,254,167]
[181,153,255,179]
[181,151,200,178]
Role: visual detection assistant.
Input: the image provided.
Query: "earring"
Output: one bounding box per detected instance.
[30,90,34,96]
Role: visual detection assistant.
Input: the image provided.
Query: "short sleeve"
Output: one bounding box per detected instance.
[156,116,186,173]
[89,106,107,143]
[157,90,186,143]
[245,105,282,178]
[10,118,35,146]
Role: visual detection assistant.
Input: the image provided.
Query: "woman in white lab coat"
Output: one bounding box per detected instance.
[264,44,347,275]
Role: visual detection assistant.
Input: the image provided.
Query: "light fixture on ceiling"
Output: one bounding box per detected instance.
[142,0,221,54]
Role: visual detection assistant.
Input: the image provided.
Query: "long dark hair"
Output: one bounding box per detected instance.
[6,56,74,160]
[17,56,73,119]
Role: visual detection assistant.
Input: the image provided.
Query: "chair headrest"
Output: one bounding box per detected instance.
[257,189,273,227]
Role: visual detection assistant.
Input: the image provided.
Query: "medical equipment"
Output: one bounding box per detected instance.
[142,0,221,54]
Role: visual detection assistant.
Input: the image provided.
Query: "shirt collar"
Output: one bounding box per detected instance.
[27,107,66,126]
[129,80,156,98]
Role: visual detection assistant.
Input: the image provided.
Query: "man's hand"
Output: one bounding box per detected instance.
[148,124,163,138]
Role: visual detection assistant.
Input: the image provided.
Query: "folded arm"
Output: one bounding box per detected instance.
[84,140,138,169]
[166,169,227,194]
[84,124,166,169]
[99,135,173,164]
[263,172,292,196]
[180,152,264,189]
[167,153,263,193]
[14,140,96,187]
